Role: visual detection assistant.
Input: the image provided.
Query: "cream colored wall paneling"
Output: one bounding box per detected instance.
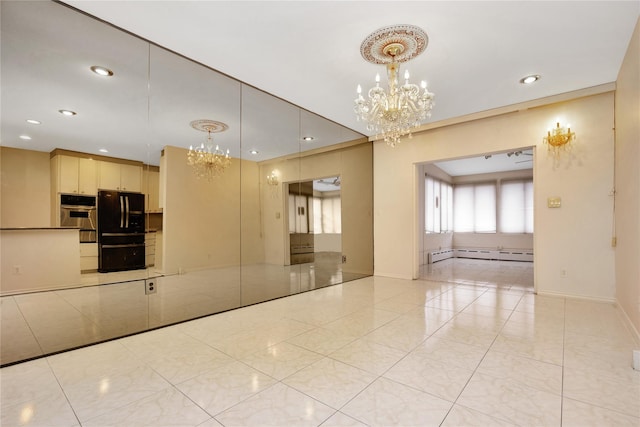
[613,17,640,340]
[0,147,51,228]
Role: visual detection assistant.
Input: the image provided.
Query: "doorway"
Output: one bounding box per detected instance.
[417,149,534,291]
[286,176,343,288]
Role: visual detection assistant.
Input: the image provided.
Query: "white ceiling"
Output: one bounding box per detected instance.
[2,1,638,171]
[434,149,534,177]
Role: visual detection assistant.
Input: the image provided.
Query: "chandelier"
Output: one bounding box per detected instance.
[354,25,435,147]
[187,120,231,180]
[543,121,575,158]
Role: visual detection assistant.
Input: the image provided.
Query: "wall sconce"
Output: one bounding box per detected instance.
[266,170,279,186]
[544,121,575,157]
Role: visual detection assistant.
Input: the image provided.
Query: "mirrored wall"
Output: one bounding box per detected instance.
[0,1,373,366]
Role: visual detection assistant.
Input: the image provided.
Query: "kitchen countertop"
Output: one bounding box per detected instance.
[0,227,80,230]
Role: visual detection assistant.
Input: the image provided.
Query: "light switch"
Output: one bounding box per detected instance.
[547,197,561,208]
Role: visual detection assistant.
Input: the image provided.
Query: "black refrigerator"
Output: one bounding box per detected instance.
[97,190,145,272]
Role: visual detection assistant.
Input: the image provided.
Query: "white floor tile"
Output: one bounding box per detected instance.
[341,377,452,426]
[457,372,562,426]
[215,382,335,426]
[175,360,277,416]
[282,357,377,409]
[82,387,211,427]
[3,261,640,427]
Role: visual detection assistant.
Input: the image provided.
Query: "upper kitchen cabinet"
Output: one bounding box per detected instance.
[142,167,160,212]
[51,153,98,195]
[98,161,143,192]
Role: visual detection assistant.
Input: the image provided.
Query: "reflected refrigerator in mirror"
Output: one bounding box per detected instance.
[97,190,146,272]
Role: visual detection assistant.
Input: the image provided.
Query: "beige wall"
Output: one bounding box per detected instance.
[0,147,51,227]
[160,145,262,274]
[375,91,617,302]
[614,18,640,339]
[260,142,373,275]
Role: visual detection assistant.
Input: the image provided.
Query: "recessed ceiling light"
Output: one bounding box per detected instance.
[249,149,259,155]
[302,136,314,142]
[58,109,77,116]
[26,119,41,125]
[90,65,114,77]
[19,135,32,140]
[99,148,108,153]
[520,74,541,85]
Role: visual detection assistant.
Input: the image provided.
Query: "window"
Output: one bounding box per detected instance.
[425,175,453,233]
[500,179,534,233]
[313,196,341,234]
[453,182,496,233]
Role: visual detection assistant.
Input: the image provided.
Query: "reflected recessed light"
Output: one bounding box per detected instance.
[520,74,540,84]
[302,136,314,142]
[249,150,259,155]
[26,119,41,125]
[99,148,108,153]
[90,65,114,77]
[19,135,32,140]
[58,109,77,116]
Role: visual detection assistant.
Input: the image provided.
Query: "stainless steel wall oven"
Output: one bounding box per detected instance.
[60,193,97,243]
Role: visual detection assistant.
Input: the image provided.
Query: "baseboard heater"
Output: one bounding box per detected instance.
[496,250,534,262]
[455,248,499,260]
[427,248,533,263]
[428,249,455,264]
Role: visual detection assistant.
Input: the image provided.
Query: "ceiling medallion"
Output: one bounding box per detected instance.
[355,25,435,147]
[360,24,429,65]
[190,119,229,133]
[187,120,231,180]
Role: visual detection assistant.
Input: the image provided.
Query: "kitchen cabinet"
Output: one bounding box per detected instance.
[145,232,156,267]
[80,242,98,272]
[142,167,160,211]
[52,155,98,195]
[98,161,142,192]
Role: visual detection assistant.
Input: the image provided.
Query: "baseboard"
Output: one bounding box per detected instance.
[373,271,414,280]
[616,299,640,347]
[536,289,616,304]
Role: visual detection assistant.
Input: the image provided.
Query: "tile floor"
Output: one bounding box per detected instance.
[1,265,639,426]
[1,254,367,366]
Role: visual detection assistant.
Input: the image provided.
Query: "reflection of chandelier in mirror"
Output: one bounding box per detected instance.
[544,121,575,157]
[354,24,435,147]
[266,170,279,186]
[187,120,231,180]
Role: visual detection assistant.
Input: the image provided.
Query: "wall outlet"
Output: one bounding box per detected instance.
[560,269,567,278]
[145,279,157,295]
[342,255,347,263]
[12,265,21,275]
